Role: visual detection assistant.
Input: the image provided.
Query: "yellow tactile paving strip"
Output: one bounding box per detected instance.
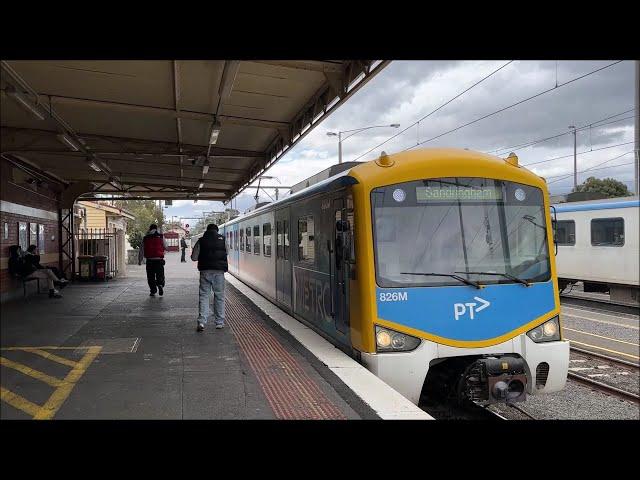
[0,346,102,419]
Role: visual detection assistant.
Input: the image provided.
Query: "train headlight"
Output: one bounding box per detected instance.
[375,325,421,352]
[527,316,560,343]
[376,330,392,348]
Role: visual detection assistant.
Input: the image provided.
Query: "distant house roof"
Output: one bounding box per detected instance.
[77,200,135,220]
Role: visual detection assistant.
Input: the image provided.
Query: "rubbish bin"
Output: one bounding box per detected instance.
[93,255,108,281]
[78,255,93,281]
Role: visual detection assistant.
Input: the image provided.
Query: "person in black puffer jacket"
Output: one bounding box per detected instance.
[190,224,228,332]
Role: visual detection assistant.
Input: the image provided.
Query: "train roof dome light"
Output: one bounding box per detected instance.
[505,152,519,167]
[376,151,395,168]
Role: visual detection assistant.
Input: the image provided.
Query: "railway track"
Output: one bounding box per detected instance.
[568,346,639,403]
[560,293,640,315]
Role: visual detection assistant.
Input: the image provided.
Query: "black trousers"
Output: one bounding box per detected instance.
[181,248,186,262]
[146,259,165,292]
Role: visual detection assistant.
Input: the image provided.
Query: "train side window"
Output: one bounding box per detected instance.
[276,221,283,258]
[297,216,315,262]
[554,220,576,246]
[246,227,252,253]
[263,223,272,257]
[253,225,260,255]
[240,228,244,252]
[591,217,624,246]
[284,220,290,260]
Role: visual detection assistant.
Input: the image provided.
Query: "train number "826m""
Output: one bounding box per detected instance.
[379,292,408,302]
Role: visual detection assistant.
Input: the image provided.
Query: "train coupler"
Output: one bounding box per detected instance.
[462,356,527,404]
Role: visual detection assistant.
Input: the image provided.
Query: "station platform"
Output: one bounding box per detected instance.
[0,252,429,420]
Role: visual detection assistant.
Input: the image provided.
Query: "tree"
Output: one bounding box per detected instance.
[113,200,165,247]
[572,177,630,198]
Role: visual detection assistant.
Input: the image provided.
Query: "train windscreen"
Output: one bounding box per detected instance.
[372,177,551,288]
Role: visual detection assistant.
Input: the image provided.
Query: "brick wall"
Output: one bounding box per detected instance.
[0,158,62,300]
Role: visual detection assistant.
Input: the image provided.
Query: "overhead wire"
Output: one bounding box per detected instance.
[350,60,515,162]
[398,61,624,154]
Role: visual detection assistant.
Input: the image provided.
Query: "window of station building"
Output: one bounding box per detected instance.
[297,216,315,262]
[245,227,252,253]
[591,217,624,246]
[263,222,272,256]
[555,220,575,246]
[4,222,9,240]
[240,228,245,252]
[29,223,37,248]
[18,222,28,249]
[253,225,260,255]
[38,224,45,253]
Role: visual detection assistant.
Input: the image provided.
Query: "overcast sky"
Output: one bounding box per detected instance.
[165,60,637,225]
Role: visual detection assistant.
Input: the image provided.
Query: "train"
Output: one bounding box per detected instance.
[193,148,570,408]
[552,195,639,306]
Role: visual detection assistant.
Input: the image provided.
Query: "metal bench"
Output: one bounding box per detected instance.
[20,276,43,297]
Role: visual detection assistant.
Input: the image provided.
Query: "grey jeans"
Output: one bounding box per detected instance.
[198,271,225,325]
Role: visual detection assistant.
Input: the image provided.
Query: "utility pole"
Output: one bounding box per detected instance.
[569,125,577,189]
[635,59,639,195]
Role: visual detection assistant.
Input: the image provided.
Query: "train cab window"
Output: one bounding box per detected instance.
[253,225,260,255]
[240,228,244,252]
[263,223,272,256]
[555,220,575,245]
[297,216,315,262]
[246,227,252,253]
[591,217,624,246]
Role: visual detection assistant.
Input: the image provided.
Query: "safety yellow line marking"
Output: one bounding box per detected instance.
[26,349,79,368]
[562,313,640,330]
[0,357,63,387]
[0,346,93,351]
[0,387,42,417]
[570,340,640,360]
[33,346,102,420]
[563,327,639,346]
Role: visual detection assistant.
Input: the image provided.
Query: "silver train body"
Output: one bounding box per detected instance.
[552,195,639,305]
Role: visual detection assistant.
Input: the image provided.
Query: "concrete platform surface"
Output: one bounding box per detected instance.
[1,252,427,420]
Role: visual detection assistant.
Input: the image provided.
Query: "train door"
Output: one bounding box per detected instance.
[275,207,292,308]
[332,197,350,334]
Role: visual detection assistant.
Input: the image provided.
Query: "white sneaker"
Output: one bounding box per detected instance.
[215,324,224,329]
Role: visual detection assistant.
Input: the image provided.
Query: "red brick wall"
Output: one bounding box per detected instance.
[1,158,62,297]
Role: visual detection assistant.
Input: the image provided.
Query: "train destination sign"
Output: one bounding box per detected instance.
[416,185,503,202]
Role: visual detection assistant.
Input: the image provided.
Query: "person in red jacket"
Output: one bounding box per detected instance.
[138,224,168,296]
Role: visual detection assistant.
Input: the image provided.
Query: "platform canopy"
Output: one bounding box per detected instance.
[1,60,389,203]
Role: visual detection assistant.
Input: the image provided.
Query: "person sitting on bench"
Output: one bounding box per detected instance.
[8,245,67,298]
[25,244,68,281]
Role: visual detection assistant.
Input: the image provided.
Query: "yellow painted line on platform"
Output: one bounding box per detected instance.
[0,387,41,417]
[563,327,639,346]
[33,346,102,420]
[570,340,640,360]
[26,349,79,368]
[0,356,63,387]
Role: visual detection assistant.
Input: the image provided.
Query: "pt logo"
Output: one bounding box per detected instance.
[454,297,491,320]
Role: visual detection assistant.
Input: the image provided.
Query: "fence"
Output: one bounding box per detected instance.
[75,228,122,279]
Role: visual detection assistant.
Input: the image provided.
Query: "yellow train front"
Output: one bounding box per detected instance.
[220,147,570,407]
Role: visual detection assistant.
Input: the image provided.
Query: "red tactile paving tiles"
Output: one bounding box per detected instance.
[226,289,347,420]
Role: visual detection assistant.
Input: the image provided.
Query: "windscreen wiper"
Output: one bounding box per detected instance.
[400,272,483,289]
[455,271,531,287]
